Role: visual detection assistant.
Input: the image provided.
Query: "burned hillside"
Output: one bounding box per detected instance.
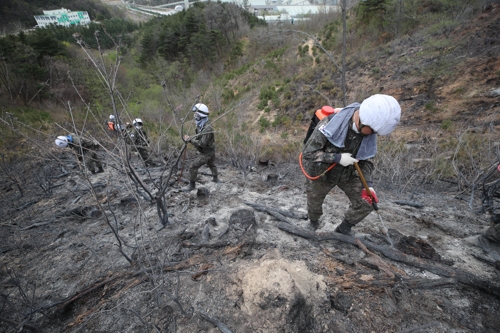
[1,1,500,333]
[0,146,499,332]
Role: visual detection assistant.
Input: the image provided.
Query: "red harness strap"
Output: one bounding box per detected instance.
[299,152,337,180]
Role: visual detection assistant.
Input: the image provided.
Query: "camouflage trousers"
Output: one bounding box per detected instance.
[136,146,152,166]
[77,151,103,173]
[189,152,217,183]
[306,176,373,225]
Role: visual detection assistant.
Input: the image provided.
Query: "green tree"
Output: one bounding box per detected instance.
[28,28,67,61]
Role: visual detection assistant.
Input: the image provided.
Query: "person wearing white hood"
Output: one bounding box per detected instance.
[55,133,104,174]
[182,103,219,191]
[300,94,401,234]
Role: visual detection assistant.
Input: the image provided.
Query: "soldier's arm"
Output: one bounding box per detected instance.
[190,128,212,149]
[302,126,335,164]
[198,129,213,148]
[189,134,201,149]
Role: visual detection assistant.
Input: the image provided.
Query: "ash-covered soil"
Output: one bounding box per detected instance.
[1,148,499,333]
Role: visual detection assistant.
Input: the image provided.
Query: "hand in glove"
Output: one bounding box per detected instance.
[312,151,325,162]
[334,153,359,167]
[361,188,379,205]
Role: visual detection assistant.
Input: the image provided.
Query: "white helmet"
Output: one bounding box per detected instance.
[359,94,401,136]
[55,136,68,148]
[192,103,209,117]
[109,114,115,120]
[133,118,143,127]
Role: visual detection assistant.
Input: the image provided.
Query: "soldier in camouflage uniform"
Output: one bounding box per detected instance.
[126,118,153,167]
[301,95,401,234]
[55,133,104,174]
[182,103,218,191]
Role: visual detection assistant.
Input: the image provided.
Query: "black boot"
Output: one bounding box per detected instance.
[335,220,355,236]
[212,175,219,183]
[307,219,320,231]
[182,181,196,192]
[96,167,104,173]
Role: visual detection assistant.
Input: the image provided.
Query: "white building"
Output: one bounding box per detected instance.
[34,8,91,28]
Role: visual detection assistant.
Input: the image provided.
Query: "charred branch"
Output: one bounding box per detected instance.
[198,310,234,333]
[244,202,308,220]
[393,200,424,208]
[0,316,40,332]
[276,222,500,298]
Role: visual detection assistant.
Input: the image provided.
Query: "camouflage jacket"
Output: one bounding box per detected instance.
[190,122,215,154]
[301,117,374,183]
[67,133,99,154]
[126,127,149,147]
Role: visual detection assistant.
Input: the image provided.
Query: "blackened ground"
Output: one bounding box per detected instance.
[0,151,499,333]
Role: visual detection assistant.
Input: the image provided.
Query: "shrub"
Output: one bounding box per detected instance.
[319,79,335,90]
[257,100,268,110]
[425,20,459,37]
[223,88,235,103]
[264,60,278,72]
[440,119,452,130]
[258,85,280,109]
[300,44,309,57]
[267,46,287,59]
[425,101,437,112]
[259,116,271,132]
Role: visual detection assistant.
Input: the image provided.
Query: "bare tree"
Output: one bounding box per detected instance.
[341,0,348,106]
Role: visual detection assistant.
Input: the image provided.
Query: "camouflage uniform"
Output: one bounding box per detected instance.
[302,117,374,225]
[188,121,218,183]
[68,133,103,173]
[126,126,152,166]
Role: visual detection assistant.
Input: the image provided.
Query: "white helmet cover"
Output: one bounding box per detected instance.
[55,136,68,148]
[192,103,209,117]
[133,118,143,126]
[109,114,115,120]
[359,94,401,136]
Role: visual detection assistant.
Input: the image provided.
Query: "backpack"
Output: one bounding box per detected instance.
[303,106,341,144]
[107,121,115,131]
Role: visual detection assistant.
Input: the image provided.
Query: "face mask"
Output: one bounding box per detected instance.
[194,113,201,121]
[352,122,359,133]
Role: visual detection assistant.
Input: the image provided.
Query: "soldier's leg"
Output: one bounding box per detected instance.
[137,147,150,166]
[206,153,218,181]
[189,154,211,183]
[306,178,335,222]
[91,151,104,173]
[337,178,374,226]
[84,153,96,173]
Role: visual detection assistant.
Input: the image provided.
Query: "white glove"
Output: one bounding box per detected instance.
[338,153,358,167]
